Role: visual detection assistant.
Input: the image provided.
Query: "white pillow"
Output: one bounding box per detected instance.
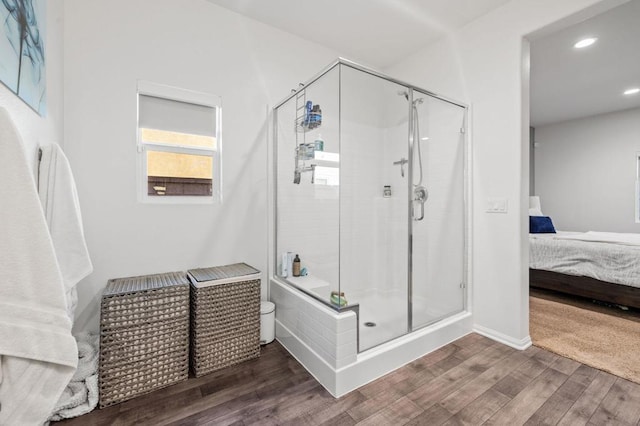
[529,196,543,216]
[529,207,543,217]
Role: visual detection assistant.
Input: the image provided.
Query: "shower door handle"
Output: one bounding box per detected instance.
[413,187,428,221]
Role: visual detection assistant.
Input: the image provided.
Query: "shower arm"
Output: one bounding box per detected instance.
[393,158,408,178]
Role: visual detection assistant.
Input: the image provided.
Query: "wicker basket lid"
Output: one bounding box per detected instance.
[188,262,260,287]
[104,271,189,296]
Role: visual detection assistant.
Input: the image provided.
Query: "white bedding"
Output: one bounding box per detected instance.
[553,231,640,247]
[530,231,640,289]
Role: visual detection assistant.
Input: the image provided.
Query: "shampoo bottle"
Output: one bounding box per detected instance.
[310,105,320,128]
[304,101,313,127]
[292,254,301,277]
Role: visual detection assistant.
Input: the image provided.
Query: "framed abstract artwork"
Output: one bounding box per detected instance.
[0,0,46,116]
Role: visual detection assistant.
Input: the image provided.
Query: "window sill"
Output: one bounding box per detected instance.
[139,195,220,205]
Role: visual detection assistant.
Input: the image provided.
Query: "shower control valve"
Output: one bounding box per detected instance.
[413,186,428,221]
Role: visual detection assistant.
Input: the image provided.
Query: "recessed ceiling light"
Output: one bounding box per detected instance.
[574,37,597,49]
[623,88,640,96]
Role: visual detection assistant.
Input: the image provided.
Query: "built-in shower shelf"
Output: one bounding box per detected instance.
[297,147,339,164]
[286,274,331,293]
[313,151,339,163]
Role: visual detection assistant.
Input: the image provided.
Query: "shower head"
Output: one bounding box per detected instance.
[293,169,301,184]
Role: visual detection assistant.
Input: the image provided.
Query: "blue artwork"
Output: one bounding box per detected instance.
[0,0,46,116]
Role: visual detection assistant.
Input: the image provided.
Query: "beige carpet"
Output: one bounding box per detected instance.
[530,289,640,384]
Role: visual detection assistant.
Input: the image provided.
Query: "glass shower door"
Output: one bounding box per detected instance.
[339,64,410,351]
[410,91,466,330]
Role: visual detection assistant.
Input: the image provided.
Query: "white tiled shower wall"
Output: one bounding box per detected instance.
[276,65,413,305]
[275,67,340,290]
[338,68,412,300]
[339,122,409,299]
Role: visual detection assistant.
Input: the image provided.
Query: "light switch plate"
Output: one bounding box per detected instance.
[486,197,508,213]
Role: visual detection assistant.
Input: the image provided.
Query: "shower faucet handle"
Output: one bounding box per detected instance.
[413,198,425,221]
[413,186,428,221]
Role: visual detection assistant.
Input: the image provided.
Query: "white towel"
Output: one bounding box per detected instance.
[49,333,99,421]
[38,143,93,321]
[0,107,78,425]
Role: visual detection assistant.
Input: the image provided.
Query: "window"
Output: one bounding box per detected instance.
[137,81,221,203]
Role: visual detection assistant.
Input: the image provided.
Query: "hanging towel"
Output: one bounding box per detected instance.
[38,143,93,321]
[0,107,78,425]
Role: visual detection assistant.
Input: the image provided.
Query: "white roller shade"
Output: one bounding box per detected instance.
[139,94,216,136]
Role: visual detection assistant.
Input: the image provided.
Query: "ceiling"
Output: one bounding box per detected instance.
[207,0,640,127]
[530,0,640,126]
[206,0,511,69]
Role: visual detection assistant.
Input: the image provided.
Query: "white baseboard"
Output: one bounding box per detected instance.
[473,324,532,350]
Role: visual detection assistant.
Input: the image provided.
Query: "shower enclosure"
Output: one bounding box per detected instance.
[273,59,467,353]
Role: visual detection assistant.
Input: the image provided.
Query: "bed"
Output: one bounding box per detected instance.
[529,231,640,309]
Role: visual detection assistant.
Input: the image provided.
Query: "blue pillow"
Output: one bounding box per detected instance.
[530,216,556,233]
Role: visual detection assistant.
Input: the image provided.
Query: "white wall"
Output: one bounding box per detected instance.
[63,0,340,333]
[0,0,64,174]
[535,107,640,232]
[385,0,623,347]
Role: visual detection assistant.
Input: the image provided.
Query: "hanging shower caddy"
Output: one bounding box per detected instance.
[292,84,322,184]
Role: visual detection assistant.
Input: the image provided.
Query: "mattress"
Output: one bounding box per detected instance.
[529,231,640,289]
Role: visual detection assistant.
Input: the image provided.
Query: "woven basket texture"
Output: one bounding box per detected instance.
[99,273,190,408]
[190,277,260,377]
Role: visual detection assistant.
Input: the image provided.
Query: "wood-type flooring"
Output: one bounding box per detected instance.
[57,333,640,425]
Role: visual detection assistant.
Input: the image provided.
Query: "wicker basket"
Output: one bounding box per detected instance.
[99,271,190,408]
[188,263,261,377]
